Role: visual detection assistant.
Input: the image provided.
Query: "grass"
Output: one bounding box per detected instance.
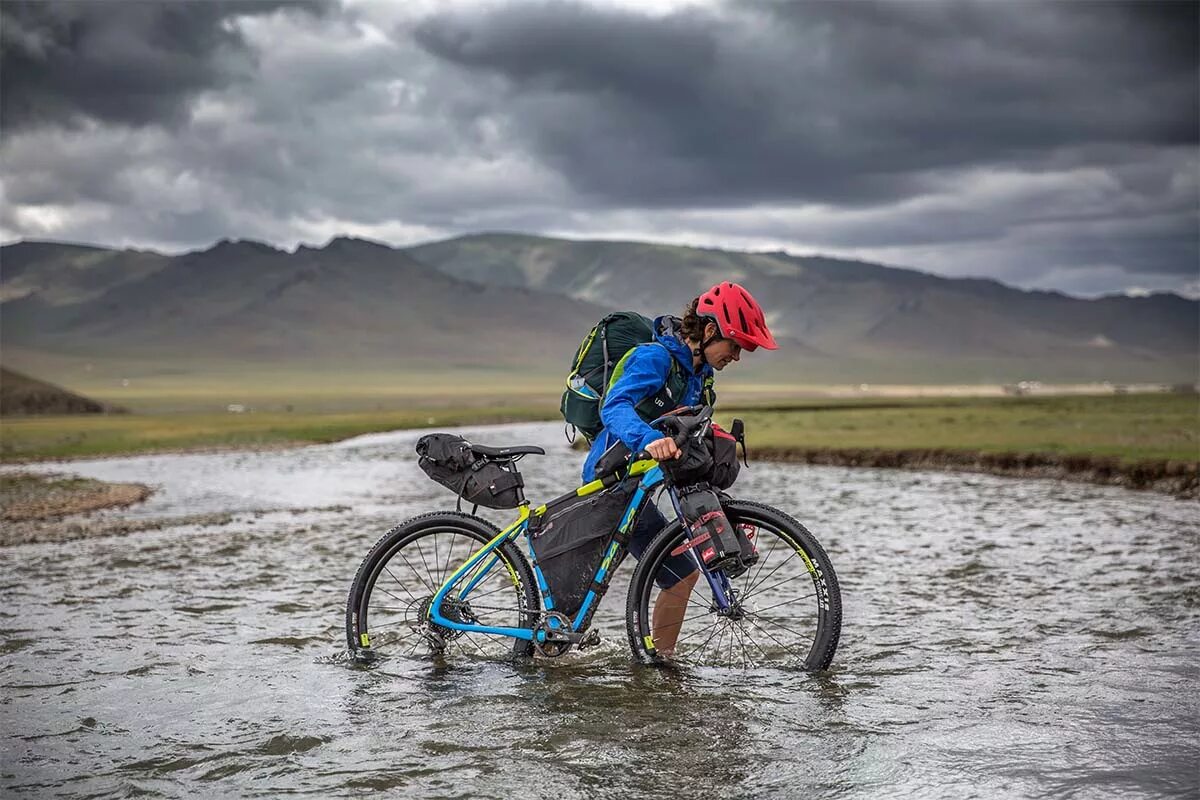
[1,392,1196,465]
[0,404,556,461]
[720,393,1199,464]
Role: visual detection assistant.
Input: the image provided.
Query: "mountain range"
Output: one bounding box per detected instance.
[2,233,1196,389]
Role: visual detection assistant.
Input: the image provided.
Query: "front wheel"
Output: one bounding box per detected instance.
[625,499,842,671]
[346,511,539,662]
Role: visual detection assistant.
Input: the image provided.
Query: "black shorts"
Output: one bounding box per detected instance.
[628,502,698,590]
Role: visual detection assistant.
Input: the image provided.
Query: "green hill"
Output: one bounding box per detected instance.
[0,367,123,416]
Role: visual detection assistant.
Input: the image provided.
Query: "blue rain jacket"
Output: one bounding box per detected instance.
[581,316,714,481]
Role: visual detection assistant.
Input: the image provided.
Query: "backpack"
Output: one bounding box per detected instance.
[560,312,656,441]
[560,312,717,443]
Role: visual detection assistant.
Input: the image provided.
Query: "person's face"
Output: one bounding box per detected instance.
[706,337,742,370]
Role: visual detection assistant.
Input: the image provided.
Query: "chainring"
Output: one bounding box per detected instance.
[533,611,574,657]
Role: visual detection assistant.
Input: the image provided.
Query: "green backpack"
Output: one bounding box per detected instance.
[561,312,655,442]
[560,312,714,442]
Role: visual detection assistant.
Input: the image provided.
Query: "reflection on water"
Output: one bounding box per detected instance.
[2,422,1197,798]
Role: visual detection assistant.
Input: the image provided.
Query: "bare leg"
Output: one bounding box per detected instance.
[653,571,701,658]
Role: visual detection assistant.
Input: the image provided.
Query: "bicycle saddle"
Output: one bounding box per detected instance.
[469,443,546,459]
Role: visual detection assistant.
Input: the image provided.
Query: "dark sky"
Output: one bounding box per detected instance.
[2,0,1197,297]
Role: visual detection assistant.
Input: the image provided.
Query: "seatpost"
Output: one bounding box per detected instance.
[513,460,528,506]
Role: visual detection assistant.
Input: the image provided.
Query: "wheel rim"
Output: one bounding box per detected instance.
[638,513,829,670]
[358,527,530,660]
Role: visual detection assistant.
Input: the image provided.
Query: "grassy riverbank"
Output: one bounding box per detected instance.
[720,393,1199,496]
[2,393,1196,493]
[0,405,552,462]
[721,393,1198,463]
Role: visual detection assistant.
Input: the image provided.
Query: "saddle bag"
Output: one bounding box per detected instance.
[676,488,757,578]
[529,481,640,620]
[415,433,525,509]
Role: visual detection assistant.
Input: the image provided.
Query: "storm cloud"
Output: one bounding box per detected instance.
[0,0,330,130]
[1,0,1197,297]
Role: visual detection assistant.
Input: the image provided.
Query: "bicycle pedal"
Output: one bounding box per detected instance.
[577,629,602,650]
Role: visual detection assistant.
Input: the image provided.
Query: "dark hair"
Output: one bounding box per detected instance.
[680,297,711,342]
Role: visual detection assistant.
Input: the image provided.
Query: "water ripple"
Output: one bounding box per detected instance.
[1,422,1197,799]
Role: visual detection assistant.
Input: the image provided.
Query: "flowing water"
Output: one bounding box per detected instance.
[2,422,1197,799]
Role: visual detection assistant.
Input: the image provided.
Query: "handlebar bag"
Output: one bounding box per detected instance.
[657,416,715,487]
[528,480,640,620]
[415,433,525,509]
[707,423,741,490]
[658,418,741,490]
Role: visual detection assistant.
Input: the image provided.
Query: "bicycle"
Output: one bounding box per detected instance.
[345,406,842,670]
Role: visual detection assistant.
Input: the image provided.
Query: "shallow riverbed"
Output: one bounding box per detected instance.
[2,422,1197,799]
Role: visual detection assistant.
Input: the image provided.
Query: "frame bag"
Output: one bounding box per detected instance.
[415,433,525,509]
[529,481,640,619]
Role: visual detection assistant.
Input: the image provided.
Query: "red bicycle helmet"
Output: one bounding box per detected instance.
[696,281,777,351]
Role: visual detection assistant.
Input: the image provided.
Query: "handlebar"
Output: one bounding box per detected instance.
[632,404,714,462]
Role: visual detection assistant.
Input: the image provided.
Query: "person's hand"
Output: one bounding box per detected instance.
[645,437,682,461]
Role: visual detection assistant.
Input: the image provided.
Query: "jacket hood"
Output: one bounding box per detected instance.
[654,315,711,377]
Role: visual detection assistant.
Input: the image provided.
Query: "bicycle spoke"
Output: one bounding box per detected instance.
[413,539,438,590]
[747,593,816,616]
[684,621,724,660]
[742,537,782,590]
[395,550,437,595]
[377,575,418,607]
[745,628,772,663]
[432,534,442,587]
[733,622,750,670]
[368,621,422,636]
[704,624,731,665]
[671,619,718,646]
[741,615,807,663]
[734,623,763,666]
[745,575,811,603]
[714,624,733,666]
[441,533,460,587]
[743,612,816,646]
[743,549,800,598]
[382,562,424,600]
[656,561,711,612]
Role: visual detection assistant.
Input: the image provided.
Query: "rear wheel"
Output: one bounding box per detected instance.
[625,499,841,671]
[346,512,538,662]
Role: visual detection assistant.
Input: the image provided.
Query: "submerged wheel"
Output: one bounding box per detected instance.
[625,500,842,671]
[345,512,538,662]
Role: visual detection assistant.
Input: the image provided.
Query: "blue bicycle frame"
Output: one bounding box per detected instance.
[427,458,733,645]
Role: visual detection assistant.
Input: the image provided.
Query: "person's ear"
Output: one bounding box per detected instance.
[705,322,718,340]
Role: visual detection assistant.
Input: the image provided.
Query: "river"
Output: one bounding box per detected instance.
[2,421,1197,799]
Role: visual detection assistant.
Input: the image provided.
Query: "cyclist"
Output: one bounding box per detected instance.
[581,281,777,656]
